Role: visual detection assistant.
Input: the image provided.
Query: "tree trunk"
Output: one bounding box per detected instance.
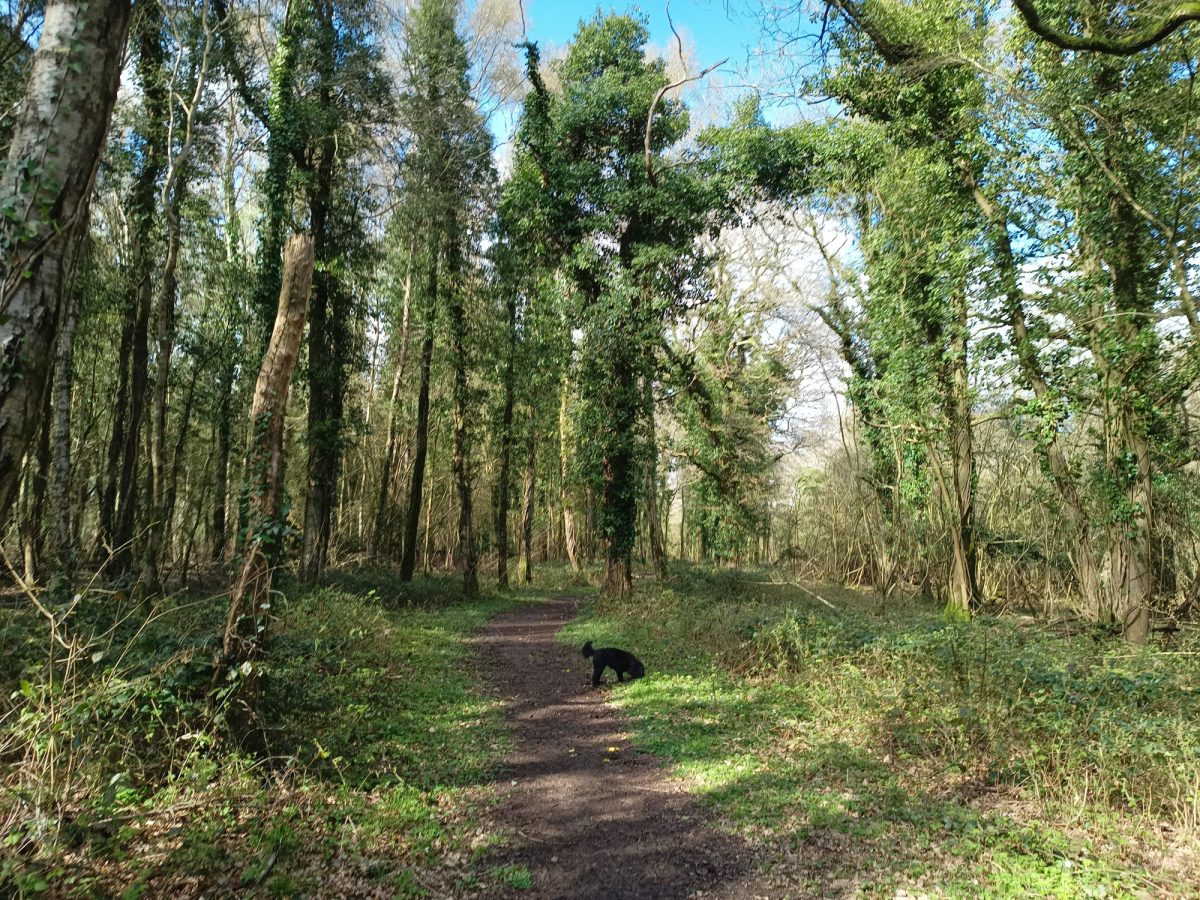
[23,386,52,584]
[643,376,666,578]
[49,286,80,597]
[943,292,978,618]
[112,263,152,577]
[112,7,168,577]
[445,231,478,596]
[211,125,243,565]
[961,167,1105,616]
[678,477,686,561]
[519,427,536,584]
[299,56,340,583]
[213,234,313,752]
[1108,191,1154,645]
[601,352,636,599]
[163,361,201,567]
[98,320,132,551]
[1109,412,1153,643]
[372,244,413,554]
[141,184,184,595]
[0,0,133,530]
[495,290,517,588]
[558,378,580,572]
[254,5,299,345]
[399,252,437,583]
[211,360,235,562]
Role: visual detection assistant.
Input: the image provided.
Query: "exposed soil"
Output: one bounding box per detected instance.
[474,595,782,900]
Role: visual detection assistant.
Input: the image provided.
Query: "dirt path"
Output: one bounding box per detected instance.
[474,595,778,900]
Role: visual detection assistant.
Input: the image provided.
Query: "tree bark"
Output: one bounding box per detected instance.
[299,9,343,583]
[112,6,169,577]
[495,289,517,588]
[447,232,478,597]
[399,251,437,583]
[213,233,313,752]
[519,426,536,584]
[48,285,80,597]
[211,360,235,561]
[98,320,132,552]
[1101,189,1154,644]
[941,292,979,618]
[643,376,666,578]
[558,379,580,572]
[0,0,133,530]
[112,258,152,576]
[372,244,413,554]
[23,385,52,583]
[141,182,185,595]
[163,360,201,566]
[601,350,636,599]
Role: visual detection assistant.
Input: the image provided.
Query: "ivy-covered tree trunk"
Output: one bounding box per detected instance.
[112,261,152,577]
[942,293,979,617]
[98,323,132,553]
[601,345,637,598]
[166,383,198,562]
[254,5,299,343]
[519,426,536,583]
[142,180,186,595]
[495,288,517,588]
[0,0,133,528]
[214,234,313,751]
[1099,190,1154,644]
[400,253,437,583]
[965,177,1106,613]
[643,376,666,578]
[112,4,169,577]
[299,129,341,582]
[558,378,580,572]
[211,360,235,562]
[447,232,478,596]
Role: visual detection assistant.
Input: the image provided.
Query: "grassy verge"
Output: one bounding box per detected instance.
[560,566,1200,898]
[1,569,532,898]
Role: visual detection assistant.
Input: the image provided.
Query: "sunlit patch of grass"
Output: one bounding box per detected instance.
[492,862,534,889]
[560,564,1200,896]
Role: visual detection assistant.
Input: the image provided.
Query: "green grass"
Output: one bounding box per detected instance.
[560,565,1200,897]
[0,569,536,897]
[491,862,534,889]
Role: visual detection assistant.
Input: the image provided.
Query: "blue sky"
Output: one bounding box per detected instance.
[523,0,764,70]
[485,1,821,162]
[517,0,815,123]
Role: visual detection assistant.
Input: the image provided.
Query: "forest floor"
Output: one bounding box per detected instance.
[2,565,1198,897]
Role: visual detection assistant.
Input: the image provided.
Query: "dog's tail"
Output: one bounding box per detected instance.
[581,640,594,658]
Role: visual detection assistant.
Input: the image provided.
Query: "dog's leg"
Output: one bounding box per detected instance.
[592,660,603,687]
[617,671,625,682]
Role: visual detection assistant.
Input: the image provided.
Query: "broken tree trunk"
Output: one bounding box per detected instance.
[213,234,313,751]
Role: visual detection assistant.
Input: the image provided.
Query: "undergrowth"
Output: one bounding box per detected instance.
[560,564,1200,897]
[0,569,527,898]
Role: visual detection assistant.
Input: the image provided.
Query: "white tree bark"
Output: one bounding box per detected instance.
[0,0,133,527]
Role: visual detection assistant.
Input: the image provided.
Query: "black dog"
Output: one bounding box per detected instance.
[581,640,645,687]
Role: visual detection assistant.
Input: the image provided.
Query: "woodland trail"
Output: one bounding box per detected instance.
[474,595,779,900]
